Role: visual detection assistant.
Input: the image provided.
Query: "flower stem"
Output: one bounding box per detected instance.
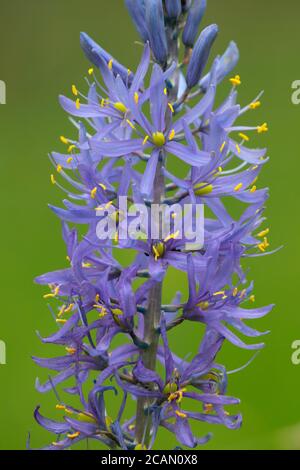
[135,156,165,447]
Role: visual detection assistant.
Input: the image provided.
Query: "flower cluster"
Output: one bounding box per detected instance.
[33,0,274,450]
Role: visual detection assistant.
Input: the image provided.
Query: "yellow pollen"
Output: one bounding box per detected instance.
[175,410,187,419]
[134,92,139,104]
[108,59,113,70]
[239,132,250,142]
[250,185,257,193]
[152,242,165,261]
[90,187,97,199]
[229,75,241,86]
[67,432,80,440]
[240,289,246,298]
[249,295,255,303]
[58,305,66,317]
[56,404,66,411]
[66,347,76,355]
[234,183,243,192]
[126,119,136,130]
[98,183,107,191]
[197,301,209,310]
[68,144,76,153]
[127,68,132,75]
[233,287,238,297]
[168,102,174,113]
[220,141,226,152]
[56,319,67,324]
[152,131,166,147]
[60,136,69,145]
[213,291,225,296]
[114,102,128,113]
[67,157,73,164]
[95,294,100,302]
[258,228,269,238]
[164,87,167,95]
[169,129,175,141]
[75,98,81,110]
[56,164,62,173]
[250,101,261,110]
[64,303,74,313]
[257,122,268,134]
[50,174,56,185]
[88,68,94,75]
[164,230,180,243]
[194,182,213,196]
[236,144,241,154]
[72,85,78,96]
[204,404,214,414]
[143,135,149,145]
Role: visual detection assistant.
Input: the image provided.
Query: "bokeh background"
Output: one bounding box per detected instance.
[0,0,299,450]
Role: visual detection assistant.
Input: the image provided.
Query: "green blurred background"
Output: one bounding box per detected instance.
[0,0,299,450]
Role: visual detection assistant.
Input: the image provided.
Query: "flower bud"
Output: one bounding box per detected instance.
[199,41,239,92]
[182,0,207,48]
[165,0,182,19]
[146,0,168,65]
[186,24,218,88]
[80,32,132,83]
[125,0,149,42]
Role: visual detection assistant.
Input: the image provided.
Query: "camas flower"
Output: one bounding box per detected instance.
[34,0,274,450]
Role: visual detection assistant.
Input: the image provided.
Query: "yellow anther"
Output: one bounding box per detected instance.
[164,230,180,243]
[257,228,269,238]
[66,255,71,262]
[43,286,59,298]
[58,305,66,317]
[164,87,168,95]
[143,135,149,146]
[98,183,107,191]
[90,187,97,199]
[194,182,213,196]
[204,403,214,414]
[64,303,74,313]
[56,404,66,411]
[250,101,261,110]
[56,318,67,324]
[233,287,238,297]
[50,174,56,185]
[78,413,96,424]
[56,164,62,173]
[152,242,165,261]
[52,441,62,447]
[82,262,92,268]
[72,85,78,96]
[88,68,94,75]
[75,98,81,110]
[249,295,255,303]
[114,102,128,113]
[128,424,135,431]
[64,408,73,415]
[175,410,187,419]
[67,157,73,165]
[218,166,223,173]
[111,308,123,316]
[127,68,132,75]
[236,144,241,154]
[105,416,113,429]
[168,102,174,113]
[220,141,226,152]
[68,144,76,153]
[65,347,77,355]
[126,119,136,130]
[169,129,175,141]
[229,75,241,86]
[67,432,80,440]
[213,291,225,296]
[257,122,268,134]
[108,59,113,70]
[152,131,166,147]
[250,185,257,193]
[240,289,247,298]
[60,136,69,145]
[197,301,209,310]
[95,294,100,302]
[234,183,243,192]
[134,92,139,104]
[239,132,250,142]
[222,295,228,300]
